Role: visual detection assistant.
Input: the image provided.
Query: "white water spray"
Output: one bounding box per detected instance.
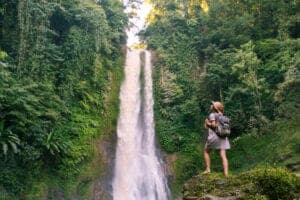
[112,1,170,199]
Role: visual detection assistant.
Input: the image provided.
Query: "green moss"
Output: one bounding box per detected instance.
[24,181,48,200]
[172,150,202,195]
[0,51,8,60]
[247,194,268,200]
[183,167,300,200]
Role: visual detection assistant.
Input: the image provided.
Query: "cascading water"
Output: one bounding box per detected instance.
[112,1,170,200]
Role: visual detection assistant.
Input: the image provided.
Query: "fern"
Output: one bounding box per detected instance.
[0,121,20,156]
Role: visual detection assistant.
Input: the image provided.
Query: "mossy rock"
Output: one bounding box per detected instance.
[183,173,251,200]
[183,168,300,200]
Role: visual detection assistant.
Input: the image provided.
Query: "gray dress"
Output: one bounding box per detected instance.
[205,112,231,150]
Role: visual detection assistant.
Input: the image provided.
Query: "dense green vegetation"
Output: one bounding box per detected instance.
[0,0,127,198]
[1,0,299,199]
[144,0,300,194]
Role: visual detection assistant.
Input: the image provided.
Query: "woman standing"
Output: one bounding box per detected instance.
[203,101,230,176]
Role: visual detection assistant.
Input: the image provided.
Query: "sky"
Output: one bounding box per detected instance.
[123,0,153,47]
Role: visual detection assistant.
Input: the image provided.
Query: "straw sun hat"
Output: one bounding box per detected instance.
[211,101,224,113]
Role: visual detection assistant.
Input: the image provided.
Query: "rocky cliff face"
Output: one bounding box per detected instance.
[90,135,117,200]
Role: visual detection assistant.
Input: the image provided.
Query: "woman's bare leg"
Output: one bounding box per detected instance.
[220,149,229,176]
[204,148,211,173]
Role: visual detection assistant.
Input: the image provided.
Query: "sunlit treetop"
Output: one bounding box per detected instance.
[188,0,209,15]
[146,0,209,23]
[200,0,209,13]
[130,42,147,50]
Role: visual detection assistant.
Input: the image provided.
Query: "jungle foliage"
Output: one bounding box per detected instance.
[0,0,127,198]
[144,0,300,192]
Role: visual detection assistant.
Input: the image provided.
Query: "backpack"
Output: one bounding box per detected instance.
[215,113,231,138]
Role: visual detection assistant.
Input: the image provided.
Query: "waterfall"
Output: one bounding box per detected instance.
[112,1,170,199]
[112,49,170,200]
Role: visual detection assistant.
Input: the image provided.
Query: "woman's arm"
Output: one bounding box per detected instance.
[205,119,216,129]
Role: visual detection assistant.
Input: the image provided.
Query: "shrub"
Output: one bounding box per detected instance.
[246,168,299,200]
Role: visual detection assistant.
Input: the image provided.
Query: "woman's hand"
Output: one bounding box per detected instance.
[204,119,209,129]
[205,119,209,125]
[205,119,216,129]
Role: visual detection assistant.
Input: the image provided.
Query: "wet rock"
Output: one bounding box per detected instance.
[163,153,177,184]
[184,196,199,200]
[91,135,116,200]
[214,179,227,189]
[203,194,237,200]
[286,161,300,171]
[277,154,293,162]
[45,188,66,200]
